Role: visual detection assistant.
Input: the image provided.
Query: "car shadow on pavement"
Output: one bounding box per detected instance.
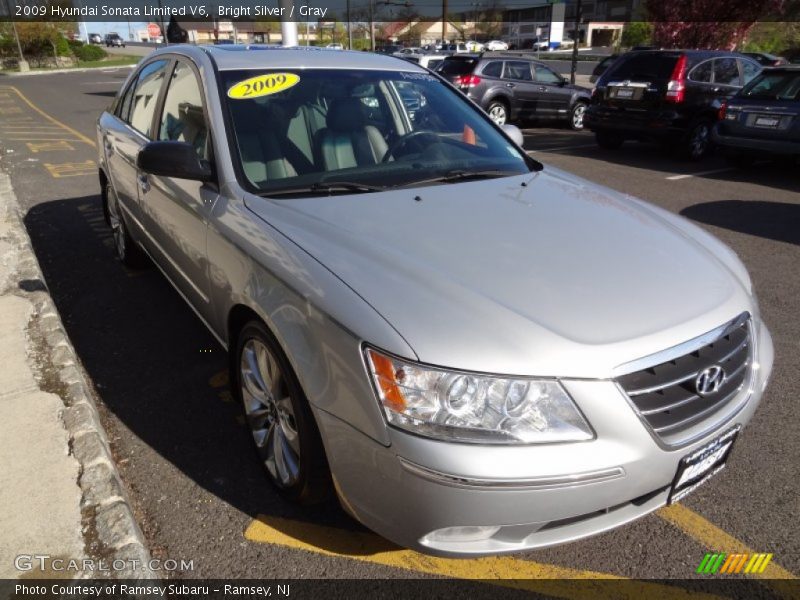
[681,200,800,246]
[23,194,364,550]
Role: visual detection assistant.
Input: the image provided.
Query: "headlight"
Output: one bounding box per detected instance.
[364,348,593,444]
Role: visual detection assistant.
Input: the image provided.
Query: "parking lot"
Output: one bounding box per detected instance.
[0,66,797,594]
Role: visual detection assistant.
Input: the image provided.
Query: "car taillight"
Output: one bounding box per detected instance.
[665,54,687,104]
[458,75,481,88]
[718,101,727,121]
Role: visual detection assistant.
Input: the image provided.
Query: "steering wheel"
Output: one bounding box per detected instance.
[381,130,440,162]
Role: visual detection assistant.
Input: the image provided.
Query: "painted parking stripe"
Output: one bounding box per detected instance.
[245,515,726,599]
[664,168,735,181]
[659,504,796,600]
[0,86,95,147]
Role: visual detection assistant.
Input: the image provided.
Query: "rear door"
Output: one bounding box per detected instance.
[502,60,538,115]
[103,58,171,237]
[600,52,681,111]
[142,58,218,319]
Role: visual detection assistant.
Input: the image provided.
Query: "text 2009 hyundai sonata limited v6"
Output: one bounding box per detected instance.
[97,45,772,556]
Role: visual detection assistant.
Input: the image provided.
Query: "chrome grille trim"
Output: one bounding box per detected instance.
[615,313,753,446]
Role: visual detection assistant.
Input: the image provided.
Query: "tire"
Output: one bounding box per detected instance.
[486,100,509,126]
[680,119,713,161]
[595,131,624,149]
[105,182,148,268]
[569,101,587,131]
[233,320,331,505]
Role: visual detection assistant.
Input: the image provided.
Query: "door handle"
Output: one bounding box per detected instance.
[538,86,548,92]
[505,83,515,88]
[137,173,150,194]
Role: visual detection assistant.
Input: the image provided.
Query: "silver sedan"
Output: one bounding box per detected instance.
[97,45,772,556]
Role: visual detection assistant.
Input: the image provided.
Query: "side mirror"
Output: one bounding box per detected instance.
[137,141,213,182]
[501,123,524,147]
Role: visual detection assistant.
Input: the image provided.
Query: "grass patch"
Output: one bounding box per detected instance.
[76,55,140,68]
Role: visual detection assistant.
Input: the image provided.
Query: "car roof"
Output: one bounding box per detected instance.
[150,44,428,72]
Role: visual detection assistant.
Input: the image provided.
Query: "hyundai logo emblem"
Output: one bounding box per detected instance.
[696,365,726,397]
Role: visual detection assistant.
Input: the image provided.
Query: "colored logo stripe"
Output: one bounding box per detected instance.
[698,553,774,574]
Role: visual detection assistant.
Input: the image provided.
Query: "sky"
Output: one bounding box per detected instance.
[82,21,149,38]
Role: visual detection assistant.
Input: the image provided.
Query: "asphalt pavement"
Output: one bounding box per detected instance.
[0,67,797,594]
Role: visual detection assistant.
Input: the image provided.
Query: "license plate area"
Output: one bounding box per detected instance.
[753,115,780,128]
[668,426,740,504]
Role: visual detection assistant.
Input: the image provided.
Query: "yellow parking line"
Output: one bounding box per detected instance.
[245,515,725,600]
[659,505,795,580]
[4,86,95,147]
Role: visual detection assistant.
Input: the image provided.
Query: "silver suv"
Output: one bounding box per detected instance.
[97,45,772,556]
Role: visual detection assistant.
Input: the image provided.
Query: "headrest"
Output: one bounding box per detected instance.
[326,98,366,132]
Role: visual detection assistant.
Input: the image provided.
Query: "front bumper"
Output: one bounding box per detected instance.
[316,321,773,557]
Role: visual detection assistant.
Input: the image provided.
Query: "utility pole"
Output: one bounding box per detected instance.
[280,0,298,46]
[570,0,582,84]
[3,0,28,71]
[369,0,375,51]
[442,0,448,46]
[346,0,352,49]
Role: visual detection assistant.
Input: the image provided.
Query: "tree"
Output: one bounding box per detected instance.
[621,22,652,48]
[646,0,786,50]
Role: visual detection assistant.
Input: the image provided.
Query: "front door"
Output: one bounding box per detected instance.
[140,59,218,321]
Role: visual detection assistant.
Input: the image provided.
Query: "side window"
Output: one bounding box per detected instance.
[741,60,760,85]
[482,61,503,78]
[689,60,713,83]
[128,59,169,138]
[158,61,209,161]
[504,61,532,82]
[534,65,562,84]
[713,58,740,86]
[117,78,137,123]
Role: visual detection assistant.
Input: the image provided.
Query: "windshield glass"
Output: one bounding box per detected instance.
[220,68,531,195]
[740,71,800,100]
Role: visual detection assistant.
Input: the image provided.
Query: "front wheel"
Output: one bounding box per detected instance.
[487,100,509,126]
[569,102,587,131]
[234,321,331,504]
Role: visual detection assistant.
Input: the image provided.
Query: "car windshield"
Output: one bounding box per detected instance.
[220,69,533,196]
[739,71,800,100]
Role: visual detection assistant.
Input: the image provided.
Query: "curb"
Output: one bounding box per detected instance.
[0,64,137,77]
[0,173,156,579]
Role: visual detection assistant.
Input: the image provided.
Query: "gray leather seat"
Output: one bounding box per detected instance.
[230,101,312,185]
[316,98,389,171]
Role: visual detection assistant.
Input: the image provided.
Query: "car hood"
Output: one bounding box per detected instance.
[244,168,750,377]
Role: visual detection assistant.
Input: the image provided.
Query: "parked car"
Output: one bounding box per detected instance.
[742,52,789,67]
[465,41,485,52]
[326,43,344,50]
[104,33,125,47]
[445,42,470,54]
[417,54,450,71]
[88,33,103,45]
[584,49,762,159]
[485,40,509,51]
[713,65,800,166]
[590,54,617,83]
[98,45,771,557]
[524,37,550,51]
[438,53,592,128]
[393,47,421,57]
[376,45,403,54]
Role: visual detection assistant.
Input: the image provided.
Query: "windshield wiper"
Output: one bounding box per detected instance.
[395,169,520,188]
[262,181,386,197]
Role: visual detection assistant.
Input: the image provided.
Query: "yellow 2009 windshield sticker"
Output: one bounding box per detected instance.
[228,73,300,99]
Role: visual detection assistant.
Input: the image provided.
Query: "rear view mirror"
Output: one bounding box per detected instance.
[501,124,524,146]
[137,141,213,182]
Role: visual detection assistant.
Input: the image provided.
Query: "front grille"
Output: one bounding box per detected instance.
[617,314,752,442]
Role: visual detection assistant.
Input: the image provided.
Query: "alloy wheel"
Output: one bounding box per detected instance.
[240,338,301,488]
[488,104,507,126]
[689,123,710,159]
[571,103,586,130]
